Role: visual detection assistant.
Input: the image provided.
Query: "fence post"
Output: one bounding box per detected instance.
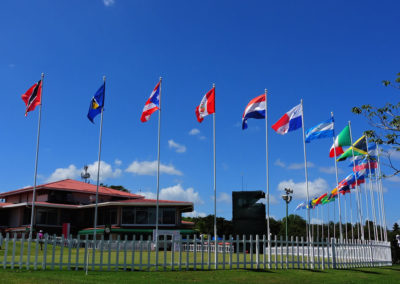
[27,234,31,270]
[42,234,49,270]
[123,235,128,271]
[171,234,175,271]
[116,235,121,271]
[67,235,72,271]
[99,235,104,271]
[236,235,239,269]
[229,234,233,270]
[3,233,9,269]
[200,234,204,271]
[11,233,16,269]
[262,234,266,270]
[296,236,300,269]
[59,235,64,270]
[131,235,136,272]
[243,234,246,269]
[193,234,197,271]
[255,235,259,270]
[19,234,25,269]
[369,240,374,267]
[34,234,39,270]
[331,238,337,269]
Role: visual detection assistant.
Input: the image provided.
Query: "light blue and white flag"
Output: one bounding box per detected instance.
[305,117,334,143]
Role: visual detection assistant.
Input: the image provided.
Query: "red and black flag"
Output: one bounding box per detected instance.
[22,80,42,116]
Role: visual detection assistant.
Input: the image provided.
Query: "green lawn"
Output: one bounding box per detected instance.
[0,266,399,283]
[0,240,332,270]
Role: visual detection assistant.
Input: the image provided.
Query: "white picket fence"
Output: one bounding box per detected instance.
[0,233,392,271]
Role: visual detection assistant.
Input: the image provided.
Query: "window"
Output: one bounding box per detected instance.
[122,207,134,224]
[162,208,176,224]
[36,209,58,225]
[121,207,177,225]
[98,208,117,225]
[136,209,148,224]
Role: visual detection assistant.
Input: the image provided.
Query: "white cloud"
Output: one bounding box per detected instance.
[258,194,279,205]
[46,161,121,183]
[319,166,343,174]
[46,165,81,182]
[114,159,122,166]
[103,0,115,6]
[287,162,315,170]
[277,178,329,200]
[311,218,323,224]
[189,128,200,136]
[136,184,203,204]
[87,161,122,181]
[217,192,231,204]
[125,160,183,176]
[274,159,286,168]
[183,211,207,218]
[168,139,186,153]
[385,175,400,183]
[189,128,206,140]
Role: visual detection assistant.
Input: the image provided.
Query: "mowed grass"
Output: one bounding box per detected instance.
[1,240,324,270]
[0,266,399,284]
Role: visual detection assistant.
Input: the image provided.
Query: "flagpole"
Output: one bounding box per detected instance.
[348,121,364,240]
[93,76,106,256]
[344,195,348,240]
[29,73,44,238]
[363,183,371,240]
[365,141,378,240]
[155,77,162,269]
[374,174,383,241]
[212,83,217,269]
[264,89,271,267]
[331,112,343,241]
[376,144,387,241]
[300,99,311,242]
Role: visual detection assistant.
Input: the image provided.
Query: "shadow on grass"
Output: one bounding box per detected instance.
[347,269,381,275]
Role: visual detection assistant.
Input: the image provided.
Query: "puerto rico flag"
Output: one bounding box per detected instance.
[242,94,266,130]
[195,87,215,123]
[141,81,160,122]
[271,103,302,134]
[22,80,42,116]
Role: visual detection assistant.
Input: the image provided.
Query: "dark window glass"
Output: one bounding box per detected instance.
[162,208,176,224]
[136,209,148,224]
[122,207,134,224]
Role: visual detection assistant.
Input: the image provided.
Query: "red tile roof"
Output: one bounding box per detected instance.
[119,198,192,204]
[0,179,144,199]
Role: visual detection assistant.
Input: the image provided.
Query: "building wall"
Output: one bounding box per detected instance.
[8,208,22,227]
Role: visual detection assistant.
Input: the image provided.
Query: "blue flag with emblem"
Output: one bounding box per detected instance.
[87,83,105,123]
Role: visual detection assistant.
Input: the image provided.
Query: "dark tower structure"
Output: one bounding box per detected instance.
[232,191,267,237]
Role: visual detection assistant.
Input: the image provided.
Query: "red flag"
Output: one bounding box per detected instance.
[22,80,42,116]
[195,87,215,123]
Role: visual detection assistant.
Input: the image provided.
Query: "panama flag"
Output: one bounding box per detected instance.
[241,94,266,130]
[271,104,302,134]
[305,118,334,143]
[195,87,215,123]
[141,81,160,122]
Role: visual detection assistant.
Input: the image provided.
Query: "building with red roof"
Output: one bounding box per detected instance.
[0,179,194,238]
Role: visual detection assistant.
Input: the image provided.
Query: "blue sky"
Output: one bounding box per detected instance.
[1,0,399,228]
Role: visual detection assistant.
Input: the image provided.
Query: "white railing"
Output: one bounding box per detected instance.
[0,233,392,271]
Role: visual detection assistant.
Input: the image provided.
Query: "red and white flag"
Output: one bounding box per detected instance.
[22,80,42,116]
[195,87,215,123]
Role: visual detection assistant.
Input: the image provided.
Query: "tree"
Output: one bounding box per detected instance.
[99,183,130,193]
[352,72,400,175]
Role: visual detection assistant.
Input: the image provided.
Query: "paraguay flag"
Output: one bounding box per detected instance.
[242,94,266,130]
[141,81,161,122]
[271,104,302,135]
